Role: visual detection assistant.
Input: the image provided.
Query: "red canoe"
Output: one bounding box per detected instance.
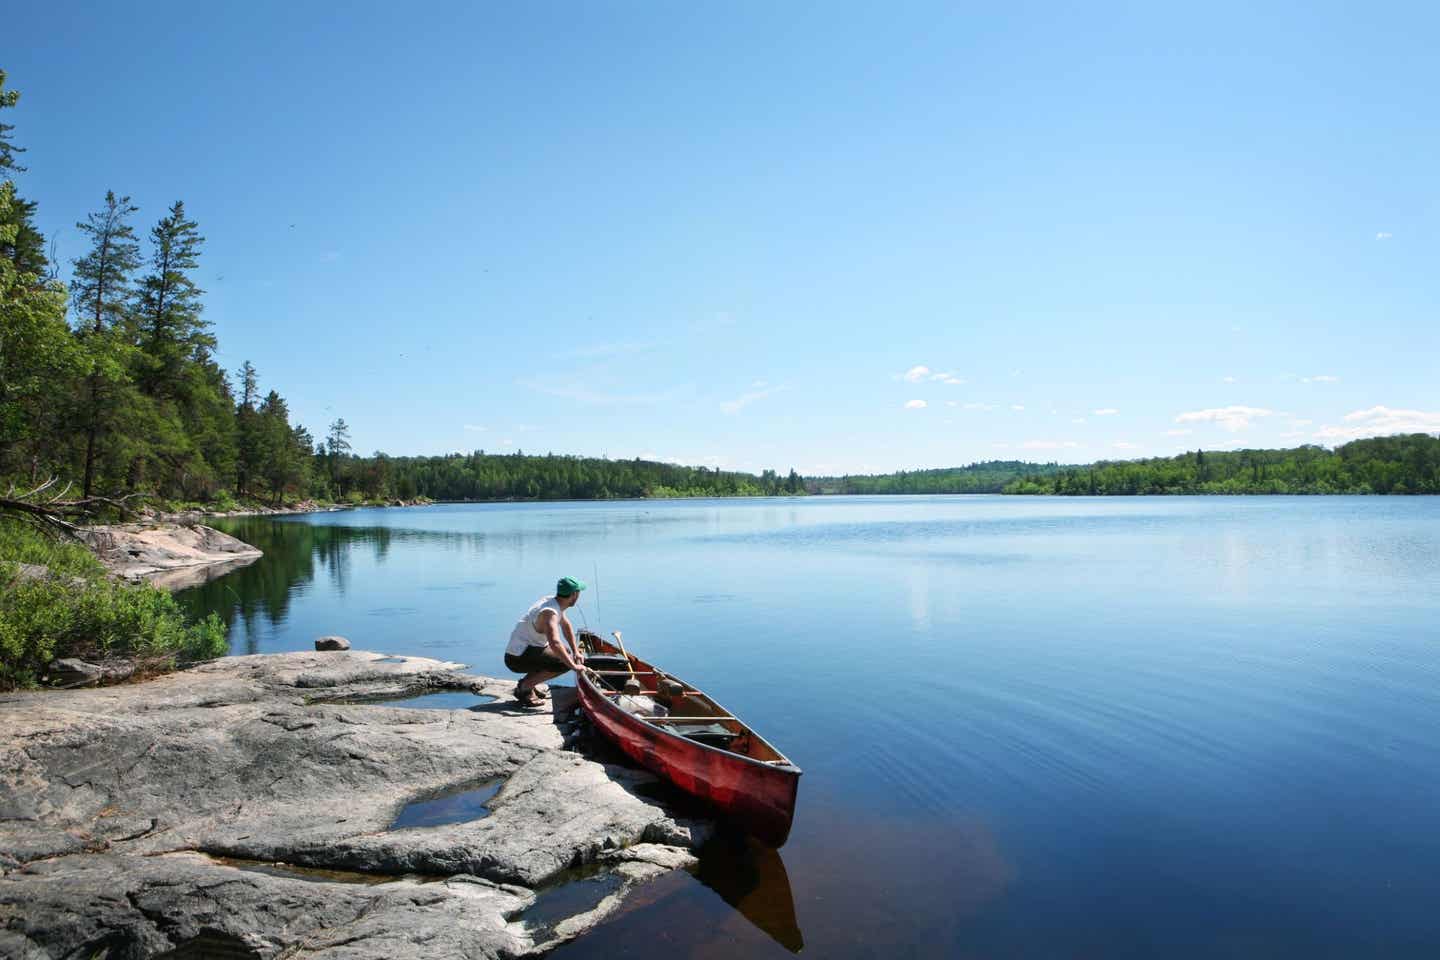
[575,630,801,847]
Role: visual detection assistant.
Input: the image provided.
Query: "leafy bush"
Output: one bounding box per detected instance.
[0,520,229,688]
[0,521,105,579]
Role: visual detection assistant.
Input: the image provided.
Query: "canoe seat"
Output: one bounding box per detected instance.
[584,654,631,690]
[664,722,737,750]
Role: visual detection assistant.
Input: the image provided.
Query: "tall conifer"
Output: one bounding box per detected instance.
[71,192,142,495]
[135,201,209,400]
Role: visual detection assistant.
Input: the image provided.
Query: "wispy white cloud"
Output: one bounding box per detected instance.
[1313,406,1440,442]
[1021,439,1081,450]
[1011,404,1025,412]
[521,379,669,407]
[904,399,928,410]
[1221,376,1237,384]
[1174,405,1275,432]
[1376,232,1393,240]
[945,401,959,408]
[942,376,966,385]
[1301,375,1341,384]
[1071,417,1087,424]
[963,402,998,411]
[1093,408,1119,416]
[901,365,931,383]
[568,340,652,360]
[721,384,785,414]
[1290,418,1313,427]
[463,424,487,432]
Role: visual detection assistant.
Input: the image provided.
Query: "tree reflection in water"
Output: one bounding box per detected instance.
[173,517,481,655]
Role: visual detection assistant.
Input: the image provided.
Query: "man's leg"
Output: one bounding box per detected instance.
[518,668,564,696]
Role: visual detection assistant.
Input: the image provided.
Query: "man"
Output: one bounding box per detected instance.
[504,576,588,706]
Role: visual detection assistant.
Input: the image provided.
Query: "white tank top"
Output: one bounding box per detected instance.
[506,597,563,656]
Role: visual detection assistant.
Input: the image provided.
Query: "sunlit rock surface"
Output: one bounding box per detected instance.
[0,651,708,958]
[77,522,264,582]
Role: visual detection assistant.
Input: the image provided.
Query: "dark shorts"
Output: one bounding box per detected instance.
[505,645,568,674]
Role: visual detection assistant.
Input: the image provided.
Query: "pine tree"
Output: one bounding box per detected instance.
[258,391,305,504]
[326,418,351,493]
[134,201,209,400]
[0,75,76,479]
[235,361,260,496]
[71,191,142,496]
[0,70,23,175]
[0,192,47,279]
[0,183,75,478]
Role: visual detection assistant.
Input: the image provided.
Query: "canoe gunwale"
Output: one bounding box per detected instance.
[577,669,802,775]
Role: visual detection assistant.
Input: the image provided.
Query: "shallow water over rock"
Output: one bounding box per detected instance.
[391,778,506,829]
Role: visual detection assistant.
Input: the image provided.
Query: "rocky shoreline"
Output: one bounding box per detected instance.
[0,651,711,958]
[77,521,265,589]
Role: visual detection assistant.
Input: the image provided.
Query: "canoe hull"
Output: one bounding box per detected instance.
[577,674,800,847]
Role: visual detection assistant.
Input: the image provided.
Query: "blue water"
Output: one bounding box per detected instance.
[180,496,1440,957]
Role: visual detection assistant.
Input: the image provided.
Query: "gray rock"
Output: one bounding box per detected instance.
[45,657,103,687]
[0,651,707,958]
[44,657,135,688]
[76,522,263,584]
[315,635,351,651]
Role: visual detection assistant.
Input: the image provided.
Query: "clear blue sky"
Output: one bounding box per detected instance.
[8,1,1437,475]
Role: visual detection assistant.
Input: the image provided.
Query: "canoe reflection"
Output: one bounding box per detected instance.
[693,829,804,953]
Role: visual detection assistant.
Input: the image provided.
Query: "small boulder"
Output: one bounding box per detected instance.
[314,636,350,651]
[47,659,103,688]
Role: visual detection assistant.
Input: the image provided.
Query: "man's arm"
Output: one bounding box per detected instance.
[536,609,583,671]
[559,615,583,661]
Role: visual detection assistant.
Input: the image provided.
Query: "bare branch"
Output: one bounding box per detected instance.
[0,477,149,539]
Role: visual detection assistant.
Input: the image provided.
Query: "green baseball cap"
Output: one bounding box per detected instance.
[556,576,587,597]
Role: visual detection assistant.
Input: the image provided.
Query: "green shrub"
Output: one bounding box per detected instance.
[0,573,227,687]
[0,520,106,580]
[0,519,229,688]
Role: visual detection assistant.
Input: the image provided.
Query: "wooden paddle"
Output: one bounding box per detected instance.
[612,630,641,694]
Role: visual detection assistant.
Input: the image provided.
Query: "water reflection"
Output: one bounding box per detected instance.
[174,517,489,654]
[693,831,804,953]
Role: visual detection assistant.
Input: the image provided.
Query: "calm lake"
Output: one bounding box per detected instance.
[179,496,1440,958]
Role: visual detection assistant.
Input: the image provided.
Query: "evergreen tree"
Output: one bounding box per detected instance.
[326,417,351,493]
[235,360,260,496]
[0,192,48,279]
[257,391,304,504]
[0,182,75,478]
[0,76,76,479]
[134,201,208,401]
[71,191,142,496]
[0,70,23,174]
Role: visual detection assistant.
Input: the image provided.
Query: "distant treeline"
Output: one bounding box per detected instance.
[376,454,804,501]
[810,460,1069,495]
[1002,435,1440,495]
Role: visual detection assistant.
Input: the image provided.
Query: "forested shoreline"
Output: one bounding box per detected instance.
[1001,435,1440,495]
